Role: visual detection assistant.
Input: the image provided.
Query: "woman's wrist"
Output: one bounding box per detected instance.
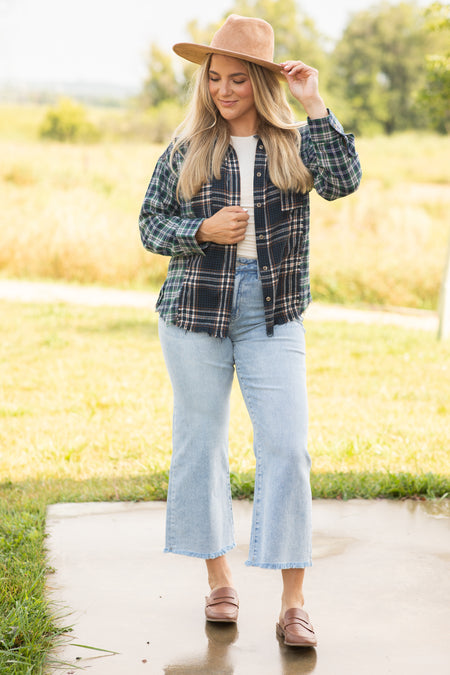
[301,97,328,119]
[195,219,211,243]
[195,221,206,243]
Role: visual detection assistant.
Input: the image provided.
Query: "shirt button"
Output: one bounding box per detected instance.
[258,144,263,149]
[258,234,264,240]
[265,296,271,302]
[256,172,262,177]
[262,265,268,271]
[256,202,262,208]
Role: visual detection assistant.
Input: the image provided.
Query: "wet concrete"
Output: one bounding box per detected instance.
[45,499,450,674]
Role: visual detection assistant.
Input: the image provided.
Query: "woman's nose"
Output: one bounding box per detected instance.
[219,79,232,96]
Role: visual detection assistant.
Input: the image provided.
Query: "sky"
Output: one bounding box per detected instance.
[0,0,431,90]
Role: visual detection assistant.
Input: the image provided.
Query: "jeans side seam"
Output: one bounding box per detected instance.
[234,360,264,565]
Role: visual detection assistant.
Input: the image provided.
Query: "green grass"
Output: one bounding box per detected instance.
[1,302,449,480]
[0,497,65,674]
[0,300,449,672]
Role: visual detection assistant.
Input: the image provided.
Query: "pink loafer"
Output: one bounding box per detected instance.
[276,608,317,647]
[205,586,239,623]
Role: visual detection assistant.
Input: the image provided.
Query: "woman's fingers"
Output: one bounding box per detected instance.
[197,206,249,244]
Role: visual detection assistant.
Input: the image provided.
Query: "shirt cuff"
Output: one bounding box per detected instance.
[176,218,208,255]
[307,109,346,142]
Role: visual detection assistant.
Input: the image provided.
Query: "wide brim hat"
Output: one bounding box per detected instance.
[173,14,282,75]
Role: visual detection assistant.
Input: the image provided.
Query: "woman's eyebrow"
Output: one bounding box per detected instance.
[209,69,248,77]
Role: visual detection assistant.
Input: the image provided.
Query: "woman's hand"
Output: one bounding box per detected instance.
[280,60,328,119]
[196,206,249,245]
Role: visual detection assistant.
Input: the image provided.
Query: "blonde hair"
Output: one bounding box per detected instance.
[171,56,314,201]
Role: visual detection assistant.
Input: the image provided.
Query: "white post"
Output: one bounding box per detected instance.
[438,236,450,340]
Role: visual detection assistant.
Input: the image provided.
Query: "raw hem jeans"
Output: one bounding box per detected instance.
[158,259,312,569]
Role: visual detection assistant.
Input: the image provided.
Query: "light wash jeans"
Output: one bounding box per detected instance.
[158,259,312,569]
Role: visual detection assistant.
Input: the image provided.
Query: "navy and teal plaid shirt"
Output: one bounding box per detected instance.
[139,111,362,337]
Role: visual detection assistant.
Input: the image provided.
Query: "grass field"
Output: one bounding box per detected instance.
[1,302,449,482]
[1,104,449,672]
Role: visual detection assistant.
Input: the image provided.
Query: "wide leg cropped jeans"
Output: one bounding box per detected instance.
[158,259,312,569]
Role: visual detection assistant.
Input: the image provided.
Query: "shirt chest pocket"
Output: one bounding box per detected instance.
[280,191,308,255]
[280,191,307,220]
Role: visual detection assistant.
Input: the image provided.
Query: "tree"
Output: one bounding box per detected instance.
[185,0,328,117]
[417,2,450,133]
[140,42,182,108]
[331,2,429,135]
[139,1,328,113]
[228,0,327,67]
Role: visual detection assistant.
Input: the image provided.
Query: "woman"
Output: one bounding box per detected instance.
[139,14,361,647]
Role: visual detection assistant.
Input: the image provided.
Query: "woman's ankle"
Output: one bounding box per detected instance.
[280,592,304,614]
[280,568,305,615]
[205,555,234,591]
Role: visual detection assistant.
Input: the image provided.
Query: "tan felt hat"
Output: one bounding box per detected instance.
[173,14,282,74]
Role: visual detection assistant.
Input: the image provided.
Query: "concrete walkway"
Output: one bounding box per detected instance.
[0,278,439,331]
[45,499,450,674]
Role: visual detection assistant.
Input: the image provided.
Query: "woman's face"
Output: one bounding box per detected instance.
[208,54,257,136]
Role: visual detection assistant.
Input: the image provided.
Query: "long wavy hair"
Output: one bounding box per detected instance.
[171,56,314,201]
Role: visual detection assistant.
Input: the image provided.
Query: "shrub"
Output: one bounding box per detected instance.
[39,98,101,142]
[145,100,185,143]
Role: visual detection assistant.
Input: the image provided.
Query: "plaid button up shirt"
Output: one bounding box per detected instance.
[139,111,362,337]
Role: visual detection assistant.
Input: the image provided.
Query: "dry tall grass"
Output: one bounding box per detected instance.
[0,140,166,286]
[1,105,449,308]
[310,179,449,307]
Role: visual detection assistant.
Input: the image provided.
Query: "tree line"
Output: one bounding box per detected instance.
[139,0,449,136]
